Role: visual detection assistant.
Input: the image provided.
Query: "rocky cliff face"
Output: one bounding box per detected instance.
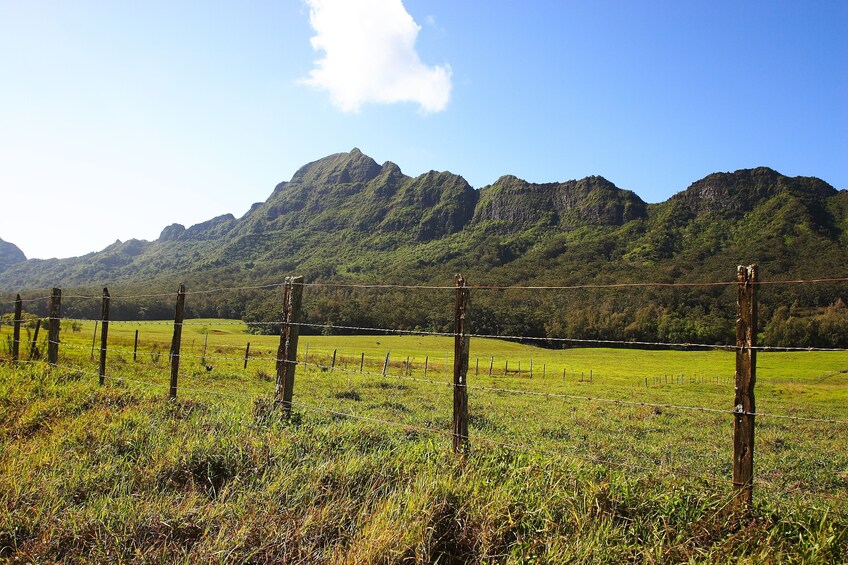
[670,167,836,217]
[472,175,647,230]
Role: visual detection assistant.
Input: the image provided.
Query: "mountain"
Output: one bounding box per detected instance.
[0,239,26,272]
[1,150,846,347]
[472,174,646,230]
[234,148,478,242]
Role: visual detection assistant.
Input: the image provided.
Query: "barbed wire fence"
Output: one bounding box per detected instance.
[1,267,847,513]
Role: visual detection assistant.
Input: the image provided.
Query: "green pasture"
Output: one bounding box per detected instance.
[3,318,846,491]
[1,318,846,561]
[33,316,848,381]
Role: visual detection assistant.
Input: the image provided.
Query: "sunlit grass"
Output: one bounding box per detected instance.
[1,319,846,561]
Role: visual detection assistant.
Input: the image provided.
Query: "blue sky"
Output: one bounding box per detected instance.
[1,1,846,259]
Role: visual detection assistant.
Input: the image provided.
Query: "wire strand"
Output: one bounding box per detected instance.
[21,314,848,352]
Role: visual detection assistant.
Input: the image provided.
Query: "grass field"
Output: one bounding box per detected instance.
[1,318,846,562]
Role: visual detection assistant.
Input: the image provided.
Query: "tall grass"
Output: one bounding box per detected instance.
[0,320,846,562]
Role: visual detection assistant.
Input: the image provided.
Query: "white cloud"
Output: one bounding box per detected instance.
[301,0,452,113]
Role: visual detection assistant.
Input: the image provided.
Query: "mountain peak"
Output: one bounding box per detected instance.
[290,149,382,185]
[675,167,836,215]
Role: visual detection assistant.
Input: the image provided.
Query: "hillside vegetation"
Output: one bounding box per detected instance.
[2,150,847,347]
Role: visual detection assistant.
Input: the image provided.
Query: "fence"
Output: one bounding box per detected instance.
[2,266,847,514]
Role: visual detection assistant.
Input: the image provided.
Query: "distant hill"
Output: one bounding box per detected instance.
[2,150,846,346]
[0,238,26,272]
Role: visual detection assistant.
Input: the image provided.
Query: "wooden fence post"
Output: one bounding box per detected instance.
[489,356,493,377]
[453,274,470,454]
[360,352,364,373]
[133,329,139,362]
[201,331,209,366]
[382,352,390,377]
[243,342,251,369]
[274,277,294,409]
[274,280,291,409]
[47,288,61,365]
[90,321,98,360]
[424,356,428,378]
[331,349,337,372]
[275,276,304,417]
[29,319,41,360]
[99,288,110,385]
[169,283,186,400]
[12,294,21,362]
[733,264,758,509]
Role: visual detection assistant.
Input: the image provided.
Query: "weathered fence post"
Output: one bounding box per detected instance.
[274,280,291,409]
[29,319,41,359]
[424,356,428,378]
[275,276,304,417]
[47,288,61,365]
[382,352,390,377]
[99,288,110,385]
[133,329,139,362]
[169,283,186,400]
[90,321,98,360]
[360,352,364,373]
[453,274,470,454]
[12,294,21,362]
[733,264,758,509]
[243,342,251,369]
[489,356,493,377]
[331,349,337,372]
[201,331,209,366]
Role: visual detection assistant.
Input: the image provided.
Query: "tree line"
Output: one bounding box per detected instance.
[5,279,845,349]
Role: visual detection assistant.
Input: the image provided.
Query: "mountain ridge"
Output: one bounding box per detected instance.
[3,149,847,348]
[0,149,843,292]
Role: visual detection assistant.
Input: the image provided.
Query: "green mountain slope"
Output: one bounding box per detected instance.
[0,238,26,272]
[1,150,846,346]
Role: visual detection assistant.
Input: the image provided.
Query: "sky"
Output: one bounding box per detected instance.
[1,1,846,260]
